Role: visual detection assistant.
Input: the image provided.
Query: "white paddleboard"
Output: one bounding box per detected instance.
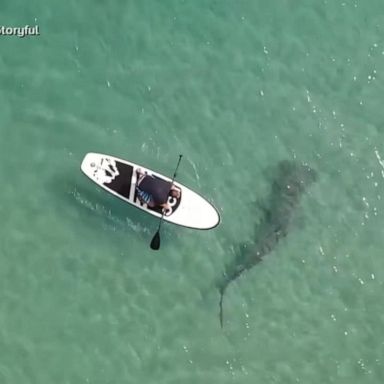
[80,153,220,230]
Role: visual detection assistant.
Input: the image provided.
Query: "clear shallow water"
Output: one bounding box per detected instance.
[1,1,384,383]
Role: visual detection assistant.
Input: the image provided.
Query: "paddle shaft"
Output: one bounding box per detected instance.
[156,154,183,228]
[150,155,183,249]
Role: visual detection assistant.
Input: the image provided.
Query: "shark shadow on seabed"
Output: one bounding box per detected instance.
[217,160,318,327]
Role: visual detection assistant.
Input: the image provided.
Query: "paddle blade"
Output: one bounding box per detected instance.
[150,231,161,250]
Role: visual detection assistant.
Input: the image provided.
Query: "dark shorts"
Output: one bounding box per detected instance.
[137,175,172,206]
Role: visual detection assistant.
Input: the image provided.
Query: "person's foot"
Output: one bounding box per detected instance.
[136,168,146,179]
[136,168,145,184]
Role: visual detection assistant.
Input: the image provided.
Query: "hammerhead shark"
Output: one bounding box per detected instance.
[218,160,317,327]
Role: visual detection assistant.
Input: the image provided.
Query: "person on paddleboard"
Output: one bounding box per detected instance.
[135,168,181,212]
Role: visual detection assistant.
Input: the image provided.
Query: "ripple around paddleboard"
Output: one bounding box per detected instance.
[70,189,152,235]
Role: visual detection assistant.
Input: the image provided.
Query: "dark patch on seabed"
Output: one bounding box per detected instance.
[217,160,317,327]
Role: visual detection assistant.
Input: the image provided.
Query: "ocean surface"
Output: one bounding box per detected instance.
[1,0,384,383]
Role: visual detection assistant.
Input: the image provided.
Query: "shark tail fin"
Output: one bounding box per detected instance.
[219,286,226,328]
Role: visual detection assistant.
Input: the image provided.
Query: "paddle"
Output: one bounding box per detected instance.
[150,154,183,250]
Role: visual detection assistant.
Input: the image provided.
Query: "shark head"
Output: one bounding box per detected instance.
[272,160,317,199]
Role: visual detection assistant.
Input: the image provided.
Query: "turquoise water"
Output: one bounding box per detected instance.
[1,0,384,382]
